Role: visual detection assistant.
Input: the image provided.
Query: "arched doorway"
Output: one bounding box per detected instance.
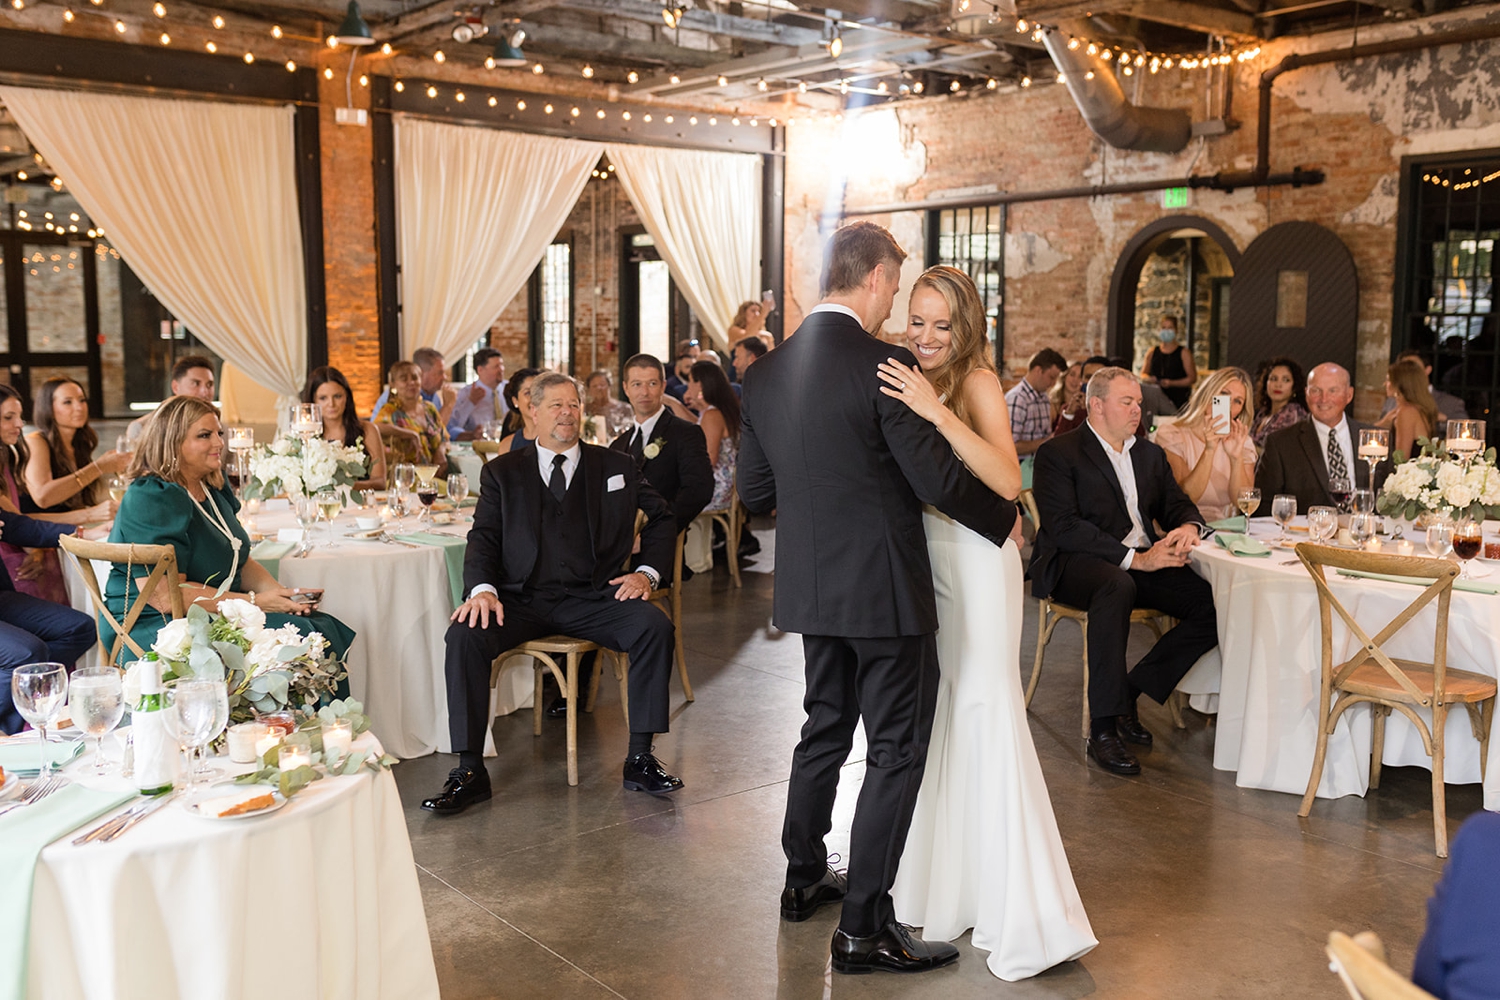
[1106,216,1243,371]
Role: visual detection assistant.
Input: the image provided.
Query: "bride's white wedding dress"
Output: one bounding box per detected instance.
[892,507,1097,981]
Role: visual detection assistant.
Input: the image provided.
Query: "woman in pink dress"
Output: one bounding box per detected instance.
[1154,367,1258,522]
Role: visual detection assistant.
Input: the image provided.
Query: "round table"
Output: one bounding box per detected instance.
[1190,517,1500,810]
[27,733,439,1000]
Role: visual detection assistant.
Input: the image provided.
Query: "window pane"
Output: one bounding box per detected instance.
[25,243,88,353]
[931,207,1002,351]
[541,242,571,373]
[638,259,671,363]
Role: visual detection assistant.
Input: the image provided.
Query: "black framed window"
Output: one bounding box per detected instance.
[926,205,1006,359]
[528,239,574,374]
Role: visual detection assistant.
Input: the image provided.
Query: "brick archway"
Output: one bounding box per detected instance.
[1106,215,1242,365]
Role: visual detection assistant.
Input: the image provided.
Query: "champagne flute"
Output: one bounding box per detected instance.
[1426,520,1455,559]
[315,488,342,546]
[12,662,68,779]
[1271,493,1298,544]
[1236,487,1261,520]
[69,666,125,775]
[1453,518,1483,578]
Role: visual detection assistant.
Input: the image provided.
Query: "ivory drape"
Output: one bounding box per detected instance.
[395,117,600,362]
[0,86,309,398]
[605,143,761,350]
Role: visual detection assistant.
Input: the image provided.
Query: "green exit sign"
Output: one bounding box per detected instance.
[1161,187,1191,209]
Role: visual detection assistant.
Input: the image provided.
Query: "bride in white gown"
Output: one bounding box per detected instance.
[877,267,1097,981]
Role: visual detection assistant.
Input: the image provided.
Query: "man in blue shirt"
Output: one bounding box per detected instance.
[448,348,508,441]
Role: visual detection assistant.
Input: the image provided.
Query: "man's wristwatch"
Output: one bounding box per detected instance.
[638,568,660,590]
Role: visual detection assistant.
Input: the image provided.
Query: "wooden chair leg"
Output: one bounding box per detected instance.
[615,652,631,726]
[1432,704,1448,858]
[1299,691,1338,819]
[565,652,580,787]
[1369,706,1389,790]
[727,511,743,588]
[673,583,693,702]
[585,652,604,714]
[532,657,545,736]
[1480,699,1495,782]
[1025,602,1056,709]
[1167,690,1188,729]
[1079,616,1091,742]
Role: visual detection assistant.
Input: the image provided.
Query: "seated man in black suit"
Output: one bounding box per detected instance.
[1031,367,1219,776]
[1258,362,1389,514]
[423,373,682,815]
[612,353,714,536]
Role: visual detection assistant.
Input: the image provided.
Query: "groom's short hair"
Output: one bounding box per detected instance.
[821,221,907,296]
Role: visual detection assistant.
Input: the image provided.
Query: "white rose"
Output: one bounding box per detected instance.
[1444,482,1476,509]
[218,598,266,637]
[1481,468,1500,506]
[270,437,296,456]
[152,618,194,661]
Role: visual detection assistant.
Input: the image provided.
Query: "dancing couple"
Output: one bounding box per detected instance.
[738,222,1096,979]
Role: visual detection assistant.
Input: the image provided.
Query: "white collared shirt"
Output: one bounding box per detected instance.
[536,442,581,489]
[809,303,865,326]
[630,407,666,450]
[1087,421,1150,569]
[1312,415,1354,481]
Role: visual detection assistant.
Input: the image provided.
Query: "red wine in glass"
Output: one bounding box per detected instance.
[417,487,438,509]
[1454,535,1483,560]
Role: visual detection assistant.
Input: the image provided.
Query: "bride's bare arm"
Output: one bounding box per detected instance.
[877,359,1022,500]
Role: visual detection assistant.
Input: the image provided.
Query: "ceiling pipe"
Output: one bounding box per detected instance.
[1041,26,1192,153]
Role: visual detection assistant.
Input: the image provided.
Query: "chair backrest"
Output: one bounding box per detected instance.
[1326,931,1436,1000]
[58,536,186,666]
[472,440,500,464]
[1294,543,1458,704]
[1018,488,1041,529]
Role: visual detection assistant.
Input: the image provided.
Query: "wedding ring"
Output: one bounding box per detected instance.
[899,381,907,390]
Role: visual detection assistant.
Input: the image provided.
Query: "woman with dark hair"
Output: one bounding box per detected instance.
[24,377,130,512]
[1250,356,1310,448]
[498,367,541,452]
[304,366,386,491]
[686,360,741,512]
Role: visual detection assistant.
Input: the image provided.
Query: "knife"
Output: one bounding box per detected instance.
[73,790,175,845]
[98,790,180,843]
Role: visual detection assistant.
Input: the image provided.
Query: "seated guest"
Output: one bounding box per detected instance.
[1258,362,1388,514]
[125,354,217,446]
[423,373,682,815]
[1051,360,1087,436]
[1031,367,1218,776]
[1139,316,1197,408]
[1005,348,1066,458]
[664,339,699,401]
[496,368,542,453]
[583,369,632,434]
[0,509,95,734]
[731,336,768,383]
[682,361,741,575]
[101,396,354,668]
[25,377,131,514]
[304,366,386,491]
[1381,358,1440,460]
[611,354,713,534]
[1154,366,1258,522]
[374,361,449,474]
[1250,356,1309,449]
[1381,348,1467,423]
[447,347,507,441]
[1412,811,1500,999]
[371,347,456,429]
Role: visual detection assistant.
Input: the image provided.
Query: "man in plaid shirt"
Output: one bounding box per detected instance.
[1005,348,1067,456]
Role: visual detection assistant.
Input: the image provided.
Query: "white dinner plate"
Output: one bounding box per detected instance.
[344,528,386,540]
[0,768,22,802]
[183,786,288,820]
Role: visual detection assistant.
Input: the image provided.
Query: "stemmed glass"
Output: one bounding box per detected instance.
[1327,474,1353,514]
[289,403,321,444]
[12,663,69,779]
[1307,506,1339,546]
[315,488,342,546]
[1446,419,1485,468]
[1453,518,1483,578]
[167,679,229,788]
[390,485,412,534]
[446,473,469,508]
[392,462,417,495]
[1358,427,1391,486]
[1351,488,1375,515]
[1236,487,1261,521]
[69,666,125,775]
[415,479,439,526]
[1349,511,1377,550]
[294,495,319,551]
[1271,494,1298,545]
[1426,520,1455,559]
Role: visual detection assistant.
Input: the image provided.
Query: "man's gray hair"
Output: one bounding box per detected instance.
[412,347,444,370]
[528,371,581,407]
[1086,366,1137,403]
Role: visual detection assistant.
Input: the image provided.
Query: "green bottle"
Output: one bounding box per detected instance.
[133,656,177,795]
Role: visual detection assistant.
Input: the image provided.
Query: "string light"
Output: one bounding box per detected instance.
[488,95,497,106]
[595,108,605,118]
[985,78,997,89]
[665,114,674,123]
[532,63,544,74]
[1021,75,1032,87]
[797,81,807,93]
[322,66,333,79]
[949,79,961,92]
[455,90,465,101]
[570,106,580,116]
[285,60,296,71]
[394,80,404,91]
[912,80,924,94]
[152,2,165,15]
[627,70,639,84]
[381,42,392,55]
[670,74,681,85]
[689,115,698,125]
[159,32,170,44]
[113,19,126,32]
[205,40,217,52]
[211,14,223,28]
[623,110,631,120]
[433,49,445,63]
[62,7,74,20]
[427,85,438,97]
[516,99,526,109]
[643,113,652,122]
[242,52,253,63]
[757,78,768,91]
[717,75,728,86]
[582,64,594,78]
[359,74,368,86]
[709,116,717,125]
[271,25,282,38]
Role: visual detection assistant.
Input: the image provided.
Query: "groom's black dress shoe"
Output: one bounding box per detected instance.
[1116,709,1154,747]
[623,752,684,795]
[420,766,492,815]
[781,866,847,922]
[1086,730,1141,775]
[831,922,959,975]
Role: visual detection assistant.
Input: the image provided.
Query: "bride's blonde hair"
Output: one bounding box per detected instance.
[910,265,994,425]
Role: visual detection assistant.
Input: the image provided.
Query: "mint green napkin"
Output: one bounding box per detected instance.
[0,739,83,777]
[251,540,298,580]
[458,496,478,508]
[1216,533,1271,557]
[0,783,137,999]
[1208,514,1248,533]
[395,532,467,607]
[1335,569,1500,595]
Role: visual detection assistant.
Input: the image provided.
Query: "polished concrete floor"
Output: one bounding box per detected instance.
[392,522,1476,999]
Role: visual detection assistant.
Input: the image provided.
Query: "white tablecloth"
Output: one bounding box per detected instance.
[28,734,439,1000]
[1191,519,1500,810]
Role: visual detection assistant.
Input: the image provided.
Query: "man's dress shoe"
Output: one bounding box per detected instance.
[420,766,492,815]
[1086,730,1141,775]
[1116,710,1154,746]
[545,696,569,719]
[781,866,847,922]
[831,922,959,975]
[622,752,684,795]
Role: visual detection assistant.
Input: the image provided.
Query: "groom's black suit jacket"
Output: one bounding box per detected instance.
[608,406,714,531]
[736,310,1015,638]
[1029,424,1204,601]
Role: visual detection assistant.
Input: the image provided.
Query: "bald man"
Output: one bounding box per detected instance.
[1257,362,1390,514]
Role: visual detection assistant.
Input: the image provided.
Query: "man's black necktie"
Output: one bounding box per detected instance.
[630,427,646,463]
[549,453,567,504]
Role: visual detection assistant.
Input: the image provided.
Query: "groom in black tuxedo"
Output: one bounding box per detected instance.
[422,372,682,815]
[1029,367,1219,776]
[738,222,1015,975]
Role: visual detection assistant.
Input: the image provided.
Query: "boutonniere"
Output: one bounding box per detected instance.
[642,437,667,460]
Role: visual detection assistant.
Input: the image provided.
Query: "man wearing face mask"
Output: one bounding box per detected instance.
[1139,316,1197,409]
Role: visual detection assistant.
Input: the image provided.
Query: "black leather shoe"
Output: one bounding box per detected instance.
[420,766,492,815]
[781,866,847,922]
[623,752,684,795]
[1116,709,1154,746]
[831,922,959,975]
[1086,730,1141,775]
[545,696,569,719]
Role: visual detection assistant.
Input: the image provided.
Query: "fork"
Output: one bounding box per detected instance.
[0,775,66,818]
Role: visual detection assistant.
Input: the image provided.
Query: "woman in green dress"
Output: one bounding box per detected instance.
[101,396,355,672]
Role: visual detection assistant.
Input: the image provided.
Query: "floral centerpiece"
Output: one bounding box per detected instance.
[1376,437,1500,523]
[245,435,368,502]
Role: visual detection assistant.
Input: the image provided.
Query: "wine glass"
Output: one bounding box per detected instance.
[415,479,439,526]
[168,679,229,788]
[390,485,411,534]
[12,663,68,779]
[1350,488,1375,515]
[1426,520,1455,559]
[1327,474,1353,514]
[69,666,125,775]
[1271,493,1298,544]
[1453,518,1483,578]
[106,473,129,507]
[1236,487,1261,521]
[392,463,417,495]
[1307,506,1339,546]
[315,488,342,546]
[1446,419,1485,467]
[1349,511,1377,549]
[446,473,469,508]
[294,495,319,548]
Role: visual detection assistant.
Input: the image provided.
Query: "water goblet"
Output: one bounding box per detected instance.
[168,679,229,789]
[1236,487,1261,520]
[1271,494,1298,544]
[1426,520,1455,560]
[446,473,469,507]
[1453,518,1483,578]
[1350,488,1375,516]
[390,486,412,534]
[69,666,125,775]
[1349,511,1377,549]
[294,495,319,549]
[12,662,69,779]
[392,463,417,494]
[1307,505,1339,546]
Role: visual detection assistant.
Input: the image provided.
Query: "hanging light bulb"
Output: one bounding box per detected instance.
[517,100,526,110]
[159,32,170,44]
[1086,42,1097,55]
[912,80,924,94]
[1016,18,1028,32]
[271,25,283,38]
[757,78,768,92]
[827,23,842,59]
[113,19,126,33]
[662,3,686,29]
[206,40,217,52]
[286,60,297,71]
[427,85,438,97]
[63,8,75,22]
[628,70,640,84]
[455,91,465,102]
[381,42,392,55]
[669,73,681,85]
[877,80,888,94]
[242,51,254,63]
[394,79,405,91]
[717,74,728,86]
[152,2,165,16]
[212,14,224,28]
[985,78,997,89]
[1021,75,1032,87]
[582,64,594,78]
[433,49,445,63]
[323,66,333,79]
[949,79,961,92]
[532,63,544,74]
[797,81,807,93]
[1067,37,1080,50]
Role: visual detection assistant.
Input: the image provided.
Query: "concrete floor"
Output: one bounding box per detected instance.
[393,521,1475,999]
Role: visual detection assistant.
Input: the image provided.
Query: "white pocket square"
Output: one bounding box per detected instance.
[607,474,626,492]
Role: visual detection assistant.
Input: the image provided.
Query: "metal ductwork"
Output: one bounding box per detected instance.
[1041,28,1191,153]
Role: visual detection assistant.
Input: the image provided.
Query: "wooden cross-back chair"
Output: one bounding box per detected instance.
[1294,542,1496,857]
[1326,931,1437,1000]
[58,536,185,666]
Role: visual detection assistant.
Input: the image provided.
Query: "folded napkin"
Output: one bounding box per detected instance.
[395,532,468,606]
[1208,515,1248,533]
[1215,533,1271,557]
[0,738,83,777]
[251,539,299,580]
[0,782,137,999]
[459,497,478,508]
[1335,569,1500,595]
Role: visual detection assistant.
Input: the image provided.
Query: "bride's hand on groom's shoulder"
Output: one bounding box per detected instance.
[877,358,944,424]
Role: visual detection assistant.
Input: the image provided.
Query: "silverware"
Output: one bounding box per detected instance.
[0,775,66,818]
[97,791,179,843]
[73,791,159,844]
[379,534,420,548]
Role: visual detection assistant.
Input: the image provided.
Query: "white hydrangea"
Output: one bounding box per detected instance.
[1480,467,1500,506]
[1435,462,1466,493]
[218,598,266,639]
[1443,481,1477,509]
[152,618,193,661]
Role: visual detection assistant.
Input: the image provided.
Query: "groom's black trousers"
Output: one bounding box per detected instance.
[784,633,938,937]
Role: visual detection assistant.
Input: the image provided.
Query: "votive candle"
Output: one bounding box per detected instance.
[255,732,281,761]
[279,743,312,773]
[322,719,353,767]
[228,721,269,763]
